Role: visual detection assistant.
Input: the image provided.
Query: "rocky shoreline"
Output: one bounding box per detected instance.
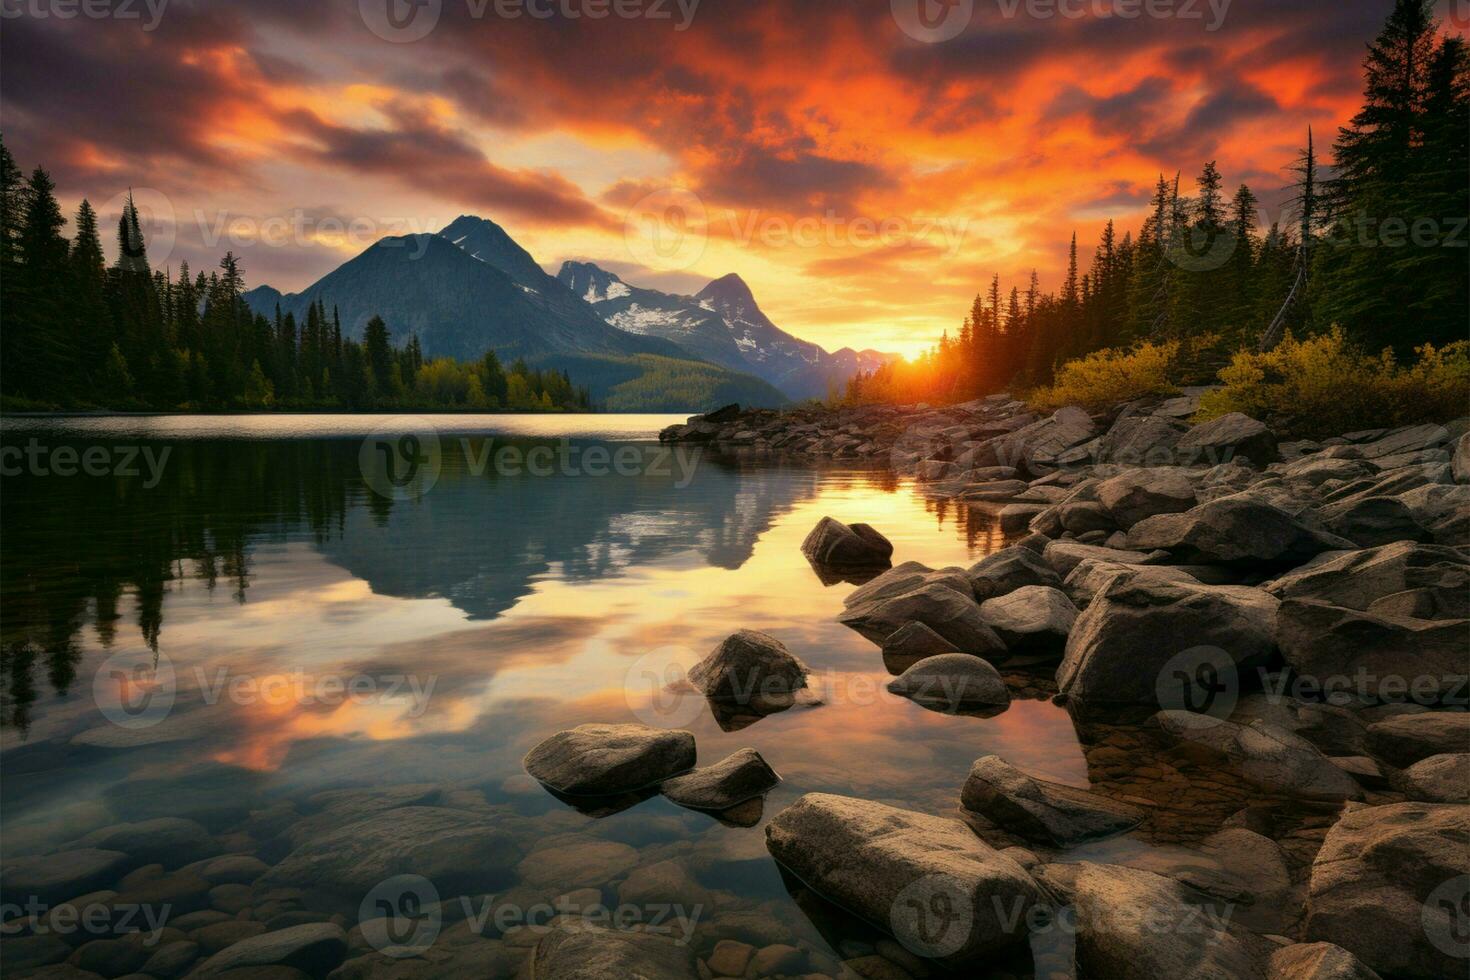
[646,394,1469,977]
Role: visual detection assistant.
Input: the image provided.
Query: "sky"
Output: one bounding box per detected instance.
[0,0,1446,358]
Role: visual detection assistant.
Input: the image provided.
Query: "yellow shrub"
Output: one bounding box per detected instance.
[1028,341,1180,412]
[1198,327,1470,437]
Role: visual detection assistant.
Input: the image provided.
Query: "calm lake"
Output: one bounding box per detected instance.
[0,414,1264,975]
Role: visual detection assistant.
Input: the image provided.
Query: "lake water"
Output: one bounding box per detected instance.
[0,415,1290,977]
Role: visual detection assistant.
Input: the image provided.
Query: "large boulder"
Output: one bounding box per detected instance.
[840,582,1006,655]
[524,724,696,796]
[0,849,129,906]
[1095,414,1189,466]
[261,806,517,896]
[1318,496,1429,548]
[764,794,1044,965]
[1266,541,1469,612]
[886,654,1010,712]
[1453,432,1470,483]
[978,586,1077,650]
[1057,571,1278,706]
[801,516,894,569]
[843,561,973,610]
[1365,712,1470,768]
[688,630,809,700]
[195,923,347,975]
[1304,801,1470,979]
[1096,468,1198,529]
[1128,497,1352,566]
[1266,942,1384,980]
[1061,558,1198,608]
[1153,711,1364,801]
[1038,861,1266,979]
[960,756,1144,845]
[69,817,218,870]
[966,546,1061,602]
[1396,754,1470,803]
[1276,600,1469,702]
[530,921,699,980]
[1176,412,1280,466]
[990,406,1097,474]
[1042,540,1162,578]
[659,748,780,811]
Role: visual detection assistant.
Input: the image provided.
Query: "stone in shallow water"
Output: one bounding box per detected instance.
[1,848,130,906]
[840,582,1005,655]
[688,630,809,701]
[1304,801,1470,979]
[195,922,348,975]
[530,921,697,980]
[523,723,697,796]
[659,748,780,811]
[960,755,1144,846]
[70,816,218,870]
[879,621,959,673]
[1153,711,1364,802]
[886,653,1010,713]
[801,516,894,569]
[764,793,1043,966]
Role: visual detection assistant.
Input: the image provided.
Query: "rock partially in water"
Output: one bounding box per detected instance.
[1,848,129,906]
[764,793,1044,966]
[1175,412,1280,466]
[1277,600,1469,702]
[530,921,698,980]
[886,653,1010,713]
[689,629,809,700]
[966,546,1062,602]
[978,585,1077,650]
[1035,861,1267,979]
[843,561,973,610]
[262,806,518,896]
[1057,571,1278,707]
[1153,711,1364,802]
[1266,941,1384,980]
[959,755,1144,846]
[840,582,1005,655]
[195,922,348,975]
[801,516,894,570]
[524,724,697,797]
[1129,496,1352,566]
[1304,801,1470,979]
[660,748,780,812]
[879,621,960,673]
[1365,712,1470,768]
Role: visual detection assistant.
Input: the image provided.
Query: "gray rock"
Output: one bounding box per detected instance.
[1366,712,1470,768]
[839,582,1006,655]
[764,793,1043,965]
[1042,540,1162,578]
[879,622,960,666]
[1129,497,1352,566]
[524,724,696,797]
[960,755,1144,845]
[1277,600,1469,702]
[531,922,697,980]
[991,406,1097,474]
[966,546,1062,601]
[1266,942,1384,980]
[1176,412,1280,466]
[886,653,1010,711]
[1096,414,1189,466]
[1153,711,1364,801]
[1304,801,1470,979]
[70,817,217,870]
[843,561,973,610]
[978,585,1077,649]
[659,748,780,811]
[1096,467,1198,528]
[801,516,894,568]
[1318,496,1429,548]
[195,922,347,975]
[1057,572,1278,706]
[1453,432,1470,483]
[1277,456,1375,487]
[1266,541,1470,611]
[1397,483,1470,543]
[1039,861,1265,979]
[262,806,518,895]
[959,479,1031,501]
[0,848,129,906]
[689,629,809,700]
[998,503,1049,534]
[1061,558,1197,608]
[1353,423,1453,460]
[140,940,201,979]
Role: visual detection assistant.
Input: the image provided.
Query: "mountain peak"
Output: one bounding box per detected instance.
[557,260,631,304]
[696,273,756,306]
[438,215,546,288]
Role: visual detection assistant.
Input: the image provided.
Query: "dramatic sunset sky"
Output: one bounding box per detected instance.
[0,0,1443,356]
